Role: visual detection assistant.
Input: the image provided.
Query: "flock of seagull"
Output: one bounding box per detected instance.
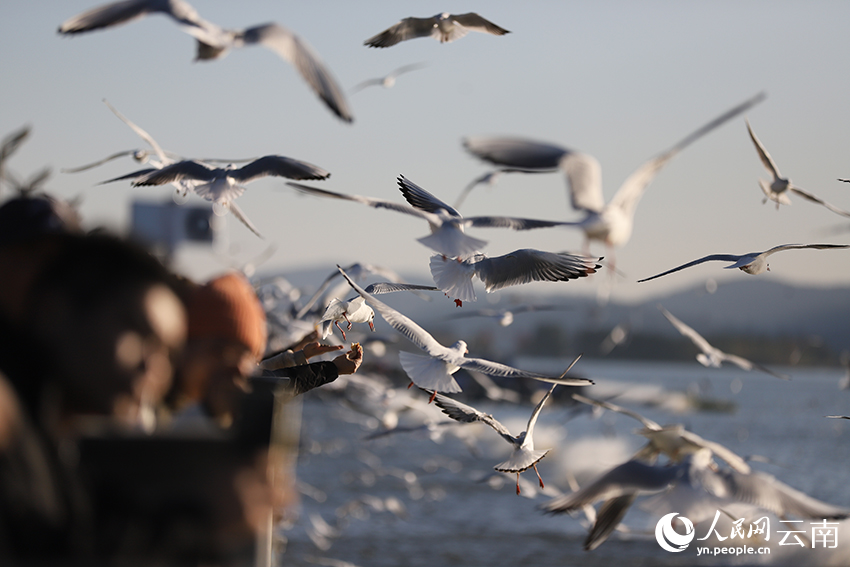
[51,0,850,556]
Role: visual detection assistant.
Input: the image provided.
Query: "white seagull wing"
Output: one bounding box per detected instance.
[240,23,353,123]
[746,118,782,180]
[337,267,453,359]
[609,93,766,219]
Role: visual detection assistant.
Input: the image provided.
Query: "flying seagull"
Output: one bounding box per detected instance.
[637,243,849,282]
[58,0,353,122]
[658,305,789,380]
[429,250,601,305]
[287,177,591,259]
[462,93,766,262]
[350,62,427,94]
[107,155,330,208]
[430,377,574,496]
[297,262,430,320]
[364,12,509,48]
[320,282,439,340]
[747,119,850,217]
[337,266,593,399]
[94,99,264,237]
[568,392,751,549]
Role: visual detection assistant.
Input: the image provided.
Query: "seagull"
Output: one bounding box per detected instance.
[92,99,265,237]
[364,13,510,48]
[58,0,353,122]
[337,266,593,398]
[542,448,850,547]
[462,93,766,262]
[447,304,573,327]
[569,392,751,549]
[288,177,589,259]
[350,62,427,94]
[571,393,751,473]
[297,262,430,320]
[747,119,850,217]
[637,243,849,283]
[430,380,569,496]
[429,250,601,305]
[320,282,440,340]
[106,155,330,208]
[657,305,789,380]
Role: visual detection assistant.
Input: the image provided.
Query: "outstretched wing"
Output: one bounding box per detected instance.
[432,392,516,443]
[232,155,330,183]
[241,23,353,123]
[637,253,746,283]
[471,249,601,292]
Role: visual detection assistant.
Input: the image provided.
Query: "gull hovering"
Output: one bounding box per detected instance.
[320,282,439,340]
[364,12,510,48]
[542,448,850,549]
[297,262,431,321]
[107,155,330,208]
[431,378,573,496]
[569,393,751,549]
[93,99,265,236]
[429,250,601,305]
[58,0,353,122]
[337,266,593,399]
[350,62,427,94]
[637,243,849,282]
[287,177,588,259]
[447,304,573,328]
[747,119,850,217]
[462,93,766,260]
[656,305,789,380]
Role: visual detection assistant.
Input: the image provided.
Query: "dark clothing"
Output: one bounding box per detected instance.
[258,360,339,396]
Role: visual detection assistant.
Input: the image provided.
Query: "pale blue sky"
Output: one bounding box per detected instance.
[2,1,849,303]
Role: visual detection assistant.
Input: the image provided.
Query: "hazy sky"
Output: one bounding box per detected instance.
[2,1,850,305]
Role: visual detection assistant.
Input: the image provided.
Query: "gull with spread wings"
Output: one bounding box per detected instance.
[58,0,353,122]
[350,63,427,94]
[658,305,789,380]
[747,119,850,217]
[288,176,592,259]
[91,100,265,236]
[637,243,849,282]
[429,250,601,306]
[364,12,509,48]
[430,371,577,496]
[320,282,439,340]
[337,266,593,399]
[462,93,766,262]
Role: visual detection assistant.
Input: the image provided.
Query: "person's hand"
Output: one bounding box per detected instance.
[332,344,363,375]
[290,330,320,352]
[301,342,343,360]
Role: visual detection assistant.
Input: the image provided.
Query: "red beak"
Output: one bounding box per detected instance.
[368,321,375,332]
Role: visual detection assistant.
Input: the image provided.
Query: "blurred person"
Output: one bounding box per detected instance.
[0,228,188,564]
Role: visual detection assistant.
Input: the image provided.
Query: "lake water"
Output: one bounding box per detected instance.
[275,359,850,567]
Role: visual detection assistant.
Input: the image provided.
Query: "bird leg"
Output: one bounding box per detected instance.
[342,311,352,330]
[454,299,463,308]
[334,320,347,340]
[515,473,521,495]
[428,390,437,404]
[532,463,545,489]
